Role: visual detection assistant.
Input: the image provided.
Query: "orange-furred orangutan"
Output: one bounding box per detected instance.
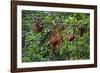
[49,23,57,49]
[49,22,62,51]
[32,17,42,33]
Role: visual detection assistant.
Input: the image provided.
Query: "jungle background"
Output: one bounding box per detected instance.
[22,10,90,62]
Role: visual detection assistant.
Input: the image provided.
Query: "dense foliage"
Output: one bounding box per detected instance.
[22,10,90,62]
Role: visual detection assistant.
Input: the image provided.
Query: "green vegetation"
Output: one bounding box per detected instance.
[22,10,90,62]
